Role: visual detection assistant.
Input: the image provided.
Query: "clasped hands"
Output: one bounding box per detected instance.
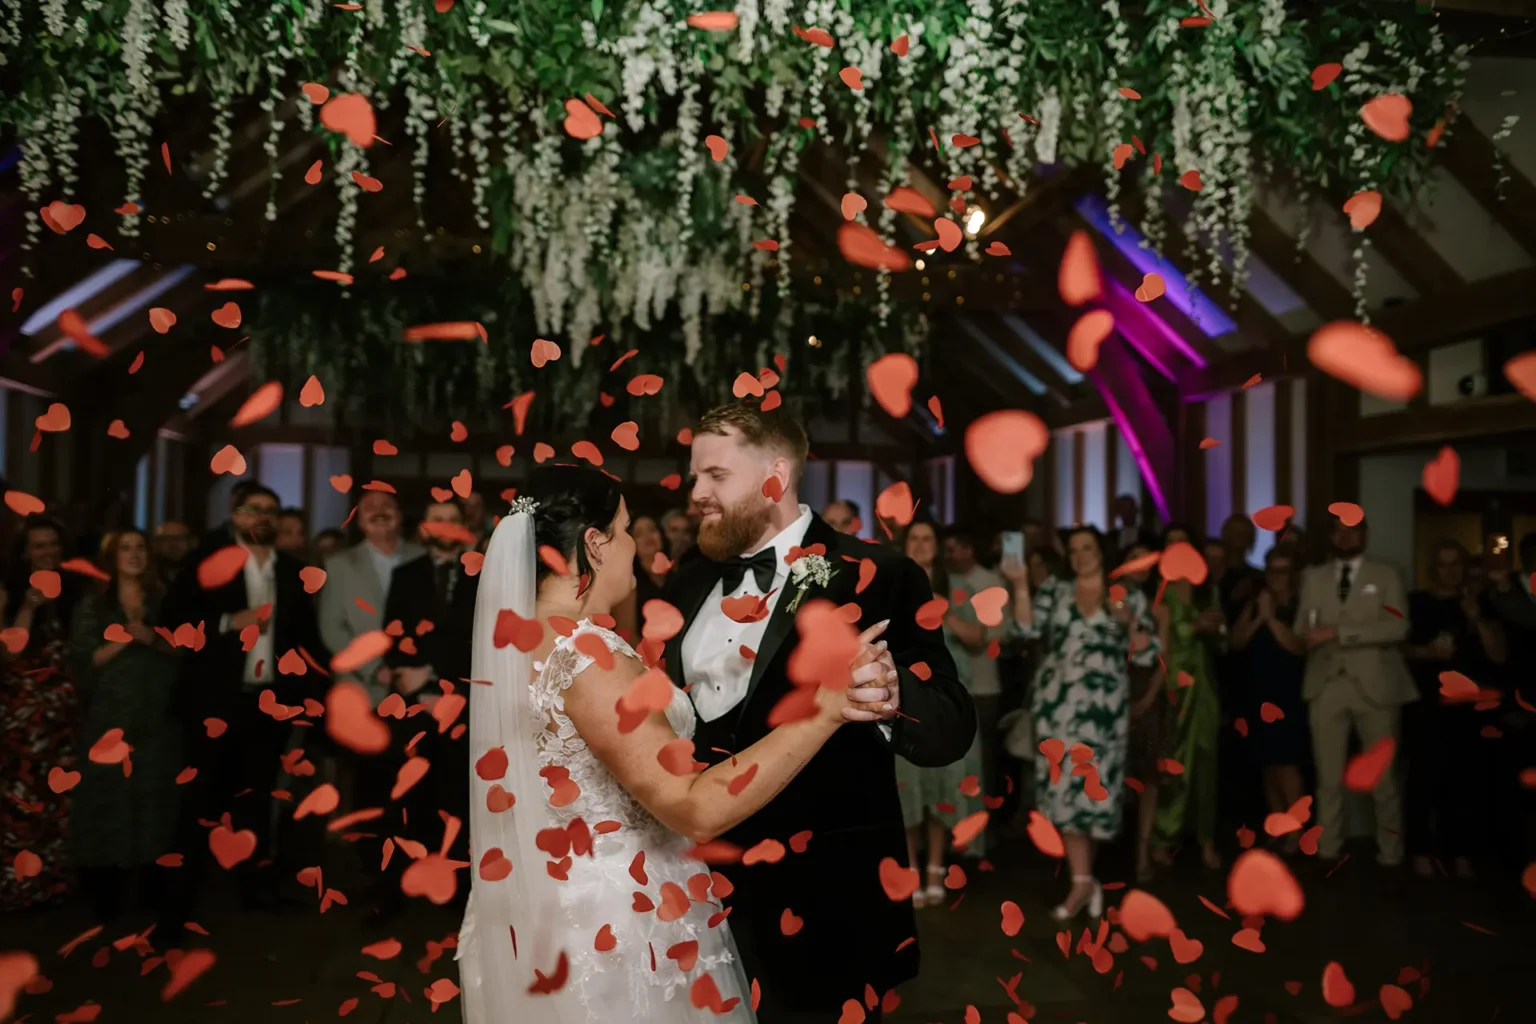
[844,619,900,723]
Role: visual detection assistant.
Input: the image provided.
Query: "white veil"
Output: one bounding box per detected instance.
[457,508,585,1023]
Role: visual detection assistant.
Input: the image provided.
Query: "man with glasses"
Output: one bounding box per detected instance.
[161,484,327,934]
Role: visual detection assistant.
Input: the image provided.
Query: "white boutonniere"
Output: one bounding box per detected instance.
[786,548,834,613]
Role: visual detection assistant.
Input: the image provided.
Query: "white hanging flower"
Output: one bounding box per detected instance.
[42,0,67,37]
[164,0,190,50]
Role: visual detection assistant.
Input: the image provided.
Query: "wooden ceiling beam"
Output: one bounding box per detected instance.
[1246,208,1355,321]
[960,311,1077,408]
[1361,199,1464,295]
[1117,188,1295,354]
[1438,118,1536,259]
[1373,267,1536,352]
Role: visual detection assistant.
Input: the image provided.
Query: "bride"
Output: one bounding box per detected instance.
[457,465,864,1023]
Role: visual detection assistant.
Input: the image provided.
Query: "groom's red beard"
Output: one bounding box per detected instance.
[696,494,774,561]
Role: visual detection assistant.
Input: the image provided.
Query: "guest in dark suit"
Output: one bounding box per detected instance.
[665,402,975,1022]
[160,484,327,936]
[374,498,480,918]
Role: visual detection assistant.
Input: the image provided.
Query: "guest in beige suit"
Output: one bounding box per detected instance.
[1295,513,1417,866]
[318,491,424,704]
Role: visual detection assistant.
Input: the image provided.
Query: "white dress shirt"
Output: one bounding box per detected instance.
[682,505,813,723]
[239,547,276,685]
[366,542,406,597]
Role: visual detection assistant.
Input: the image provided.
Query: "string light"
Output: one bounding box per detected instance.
[965,206,986,236]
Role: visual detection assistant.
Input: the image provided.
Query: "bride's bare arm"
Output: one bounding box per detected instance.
[560,658,845,842]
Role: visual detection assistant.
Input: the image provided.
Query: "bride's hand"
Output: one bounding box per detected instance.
[814,682,854,727]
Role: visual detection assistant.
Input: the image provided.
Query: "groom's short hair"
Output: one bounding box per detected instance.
[697,401,810,484]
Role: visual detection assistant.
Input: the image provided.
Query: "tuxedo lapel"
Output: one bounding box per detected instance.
[735,515,840,728]
[666,559,724,682]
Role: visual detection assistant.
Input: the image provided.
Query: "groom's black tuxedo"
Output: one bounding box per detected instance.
[663,513,975,1017]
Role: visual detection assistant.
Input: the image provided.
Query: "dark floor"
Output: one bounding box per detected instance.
[2,829,1530,1023]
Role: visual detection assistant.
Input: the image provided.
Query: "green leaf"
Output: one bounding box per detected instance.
[590,0,604,22]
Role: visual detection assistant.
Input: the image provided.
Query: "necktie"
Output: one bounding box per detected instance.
[1338,562,1353,604]
[721,548,778,594]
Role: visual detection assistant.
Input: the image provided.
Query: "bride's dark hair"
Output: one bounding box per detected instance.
[521,464,623,586]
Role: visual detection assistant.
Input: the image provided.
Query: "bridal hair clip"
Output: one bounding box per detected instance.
[510,496,540,517]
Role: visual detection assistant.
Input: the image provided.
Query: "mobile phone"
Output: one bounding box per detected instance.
[1001,531,1026,566]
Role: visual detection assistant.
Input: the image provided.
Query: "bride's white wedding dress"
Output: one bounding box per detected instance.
[456,505,755,1024]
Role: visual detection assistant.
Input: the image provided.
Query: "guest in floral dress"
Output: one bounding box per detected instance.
[0,515,80,911]
[1152,524,1227,870]
[68,528,182,923]
[893,520,987,907]
[1003,526,1158,921]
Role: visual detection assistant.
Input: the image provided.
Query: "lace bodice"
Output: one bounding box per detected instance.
[533,620,696,839]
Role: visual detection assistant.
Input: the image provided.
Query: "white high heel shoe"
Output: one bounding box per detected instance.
[1051,875,1103,921]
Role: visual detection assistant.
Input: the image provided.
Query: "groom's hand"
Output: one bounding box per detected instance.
[845,620,900,723]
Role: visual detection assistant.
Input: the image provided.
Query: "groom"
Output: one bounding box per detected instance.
[663,401,976,1022]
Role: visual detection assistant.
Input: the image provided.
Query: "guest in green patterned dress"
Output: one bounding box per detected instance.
[894,520,987,907]
[1151,525,1226,871]
[68,528,182,924]
[1002,526,1159,922]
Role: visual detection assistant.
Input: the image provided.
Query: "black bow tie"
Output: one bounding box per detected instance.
[721,549,779,594]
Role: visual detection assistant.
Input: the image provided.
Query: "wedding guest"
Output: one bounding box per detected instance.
[276,509,309,559]
[1152,524,1226,869]
[162,484,328,932]
[1120,542,1167,882]
[152,521,192,586]
[462,491,492,550]
[661,507,696,563]
[1111,494,1156,554]
[319,491,423,704]
[1003,526,1158,920]
[822,500,862,536]
[1404,539,1506,879]
[1231,545,1308,852]
[378,497,481,918]
[943,525,1006,804]
[68,529,181,923]
[1218,514,1263,617]
[895,520,987,905]
[0,516,79,911]
[630,515,670,609]
[312,528,346,563]
[1296,513,1415,866]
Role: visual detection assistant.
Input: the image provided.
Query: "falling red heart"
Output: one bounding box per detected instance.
[1321,962,1355,1008]
[319,93,377,147]
[866,354,919,418]
[1058,230,1101,306]
[1343,190,1383,229]
[1311,62,1343,90]
[1066,310,1115,372]
[965,411,1049,494]
[563,97,603,140]
[1422,446,1459,506]
[1308,321,1421,401]
[1361,94,1413,142]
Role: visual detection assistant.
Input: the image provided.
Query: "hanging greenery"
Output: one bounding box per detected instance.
[2,1,1464,420]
